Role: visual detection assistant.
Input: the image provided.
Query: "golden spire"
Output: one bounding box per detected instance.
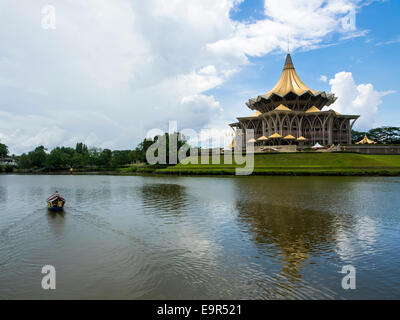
[283,53,294,70]
[265,53,319,97]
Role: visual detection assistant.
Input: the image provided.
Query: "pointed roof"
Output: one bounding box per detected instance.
[269,133,282,139]
[284,53,294,69]
[356,135,377,145]
[250,110,262,117]
[265,53,319,97]
[245,53,338,112]
[312,143,324,149]
[274,104,291,111]
[306,106,321,113]
[283,134,296,140]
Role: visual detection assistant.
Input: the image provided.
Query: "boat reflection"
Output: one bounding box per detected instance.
[46,210,66,239]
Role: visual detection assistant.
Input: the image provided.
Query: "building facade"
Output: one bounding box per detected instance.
[230,54,359,146]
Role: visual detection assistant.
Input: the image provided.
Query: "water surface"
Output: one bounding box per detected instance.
[1,175,400,299]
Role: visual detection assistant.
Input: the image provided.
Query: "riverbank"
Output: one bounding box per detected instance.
[8,164,166,175]
[5,153,400,176]
[156,153,400,176]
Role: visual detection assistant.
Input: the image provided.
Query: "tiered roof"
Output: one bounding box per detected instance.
[246,53,337,112]
[265,54,319,97]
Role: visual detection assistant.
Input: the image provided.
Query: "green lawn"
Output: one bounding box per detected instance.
[156,153,400,176]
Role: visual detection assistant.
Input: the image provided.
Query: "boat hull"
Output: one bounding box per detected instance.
[48,206,64,212]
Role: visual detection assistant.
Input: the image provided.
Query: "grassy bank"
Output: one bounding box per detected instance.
[156,153,400,176]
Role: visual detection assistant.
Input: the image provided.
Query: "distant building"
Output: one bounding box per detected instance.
[0,158,17,166]
[230,54,359,146]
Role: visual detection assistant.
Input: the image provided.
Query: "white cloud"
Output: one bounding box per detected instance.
[320,75,328,83]
[178,94,223,130]
[339,29,369,40]
[376,35,400,46]
[326,72,396,130]
[208,0,368,62]
[0,0,375,154]
[0,111,67,153]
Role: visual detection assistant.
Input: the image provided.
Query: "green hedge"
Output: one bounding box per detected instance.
[0,165,14,173]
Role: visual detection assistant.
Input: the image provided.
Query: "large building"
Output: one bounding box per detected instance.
[230,54,359,147]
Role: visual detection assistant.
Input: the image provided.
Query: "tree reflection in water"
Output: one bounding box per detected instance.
[138,184,189,218]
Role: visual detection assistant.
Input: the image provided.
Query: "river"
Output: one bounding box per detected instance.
[1,175,400,299]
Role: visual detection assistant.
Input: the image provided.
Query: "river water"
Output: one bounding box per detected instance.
[0,174,400,299]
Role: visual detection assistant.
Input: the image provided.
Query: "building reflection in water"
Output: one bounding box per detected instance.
[235,201,346,283]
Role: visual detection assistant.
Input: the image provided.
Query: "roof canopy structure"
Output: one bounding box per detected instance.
[306,106,320,113]
[266,54,319,97]
[356,135,377,145]
[250,110,262,117]
[284,134,296,140]
[274,104,291,111]
[246,53,337,113]
[269,133,282,139]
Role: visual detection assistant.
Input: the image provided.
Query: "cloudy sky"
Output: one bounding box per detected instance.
[0,0,399,154]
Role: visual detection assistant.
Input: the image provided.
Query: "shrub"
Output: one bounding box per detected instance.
[0,165,14,173]
[4,165,14,173]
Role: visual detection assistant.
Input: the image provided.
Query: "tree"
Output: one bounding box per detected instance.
[75,142,88,154]
[88,147,101,166]
[47,147,72,169]
[98,149,112,166]
[352,126,400,144]
[10,131,191,170]
[132,132,190,164]
[0,142,9,158]
[111,150,133,166]
[29,146,48,168]
[17,154,32,169]
[368,127,400,144]
[133,138,156,163]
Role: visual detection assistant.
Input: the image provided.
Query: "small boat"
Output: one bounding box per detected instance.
[47,192,66,212]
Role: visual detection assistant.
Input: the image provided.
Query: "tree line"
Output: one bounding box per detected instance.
[352,126,400,144]
[0,142,9,159]
[1,126,399,171]
[0,133,188,171]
